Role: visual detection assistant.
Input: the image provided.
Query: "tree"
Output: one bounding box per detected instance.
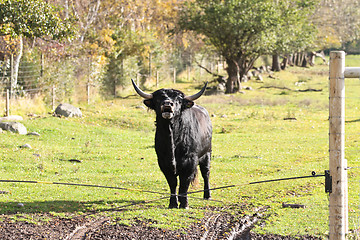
[271,0,318,71]
[0,0,75,92]
[177,0,318,93]
[312,0,360,50]
[0,0,75,39]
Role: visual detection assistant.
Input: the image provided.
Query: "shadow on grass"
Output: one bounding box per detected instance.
[0,198,165,215]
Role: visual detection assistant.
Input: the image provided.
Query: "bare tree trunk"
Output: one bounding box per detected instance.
[272,54,281,72]
[301,52,308,67]
[281,55,288,70]
[76,0,101,42]
[225,59,238,94]
[309,52,316,66]
[295,52,301,66]
[11,36,23,93]
[64,0,69,18]
[287,54,294,66]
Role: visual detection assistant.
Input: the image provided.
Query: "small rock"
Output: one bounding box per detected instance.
[217,83,226,92]
[0,190,9,194]
[221,114,227,118]
[27,132,40,136]
[27,113,38,117]
[252,70,261,77]
[282,202,306,209]
[17,203,24,208]
[20,144,32,149]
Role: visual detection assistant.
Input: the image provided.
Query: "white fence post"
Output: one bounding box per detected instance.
[329,51,348,240]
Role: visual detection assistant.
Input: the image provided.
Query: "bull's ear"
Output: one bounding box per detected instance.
[144,99,155,109]
[183,99,194,108]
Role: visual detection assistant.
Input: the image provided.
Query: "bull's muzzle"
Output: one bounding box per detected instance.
[161,100,175,119]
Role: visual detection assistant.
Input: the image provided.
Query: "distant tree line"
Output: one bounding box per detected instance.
[0,0,359,98]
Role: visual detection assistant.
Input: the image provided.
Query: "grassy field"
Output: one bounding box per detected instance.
[1,56,360,238]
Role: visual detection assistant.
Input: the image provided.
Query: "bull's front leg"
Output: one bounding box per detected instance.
[178,175,192,209]
[163,173,178,208]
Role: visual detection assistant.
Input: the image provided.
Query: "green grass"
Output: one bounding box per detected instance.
[1,57,360,238]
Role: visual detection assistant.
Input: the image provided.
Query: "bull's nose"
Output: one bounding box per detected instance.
[161,100,175,119]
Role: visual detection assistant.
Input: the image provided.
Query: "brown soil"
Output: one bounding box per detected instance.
[0,211,323,240]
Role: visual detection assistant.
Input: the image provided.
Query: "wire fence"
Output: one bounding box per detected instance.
[0,55,224,115]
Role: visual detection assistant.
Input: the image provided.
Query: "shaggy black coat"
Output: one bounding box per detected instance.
[144,88,212,209]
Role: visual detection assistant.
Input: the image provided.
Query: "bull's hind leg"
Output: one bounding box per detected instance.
[199,152,211,200]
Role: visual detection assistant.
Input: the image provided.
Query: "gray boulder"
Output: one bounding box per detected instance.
[0,122,27,134]
[0,115,23,122]
[55,103,82,117]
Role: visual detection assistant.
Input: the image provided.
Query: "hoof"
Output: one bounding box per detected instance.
[179,204,189,209]
[204,192,211,200]
[168,204,178,209]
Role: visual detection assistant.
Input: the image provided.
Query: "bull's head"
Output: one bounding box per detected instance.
[131,79,207,120]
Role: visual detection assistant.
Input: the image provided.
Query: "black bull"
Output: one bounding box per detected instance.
[132,80,212,209]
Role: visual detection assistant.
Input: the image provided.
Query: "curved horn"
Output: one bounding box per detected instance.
[185,82,208,101]
[131,79,153,99]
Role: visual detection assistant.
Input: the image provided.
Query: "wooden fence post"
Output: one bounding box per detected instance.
[156,71,159,88]
[136,73,140,86]
[173,68,176,84]
[187,65,190,81]
[329,51,348,240]
[87,57,91,104]
[87,82,90,105]
[5,89,9,117]
[52,85,56,111]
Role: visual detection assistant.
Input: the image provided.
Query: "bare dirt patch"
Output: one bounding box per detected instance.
[0,210,322,240]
